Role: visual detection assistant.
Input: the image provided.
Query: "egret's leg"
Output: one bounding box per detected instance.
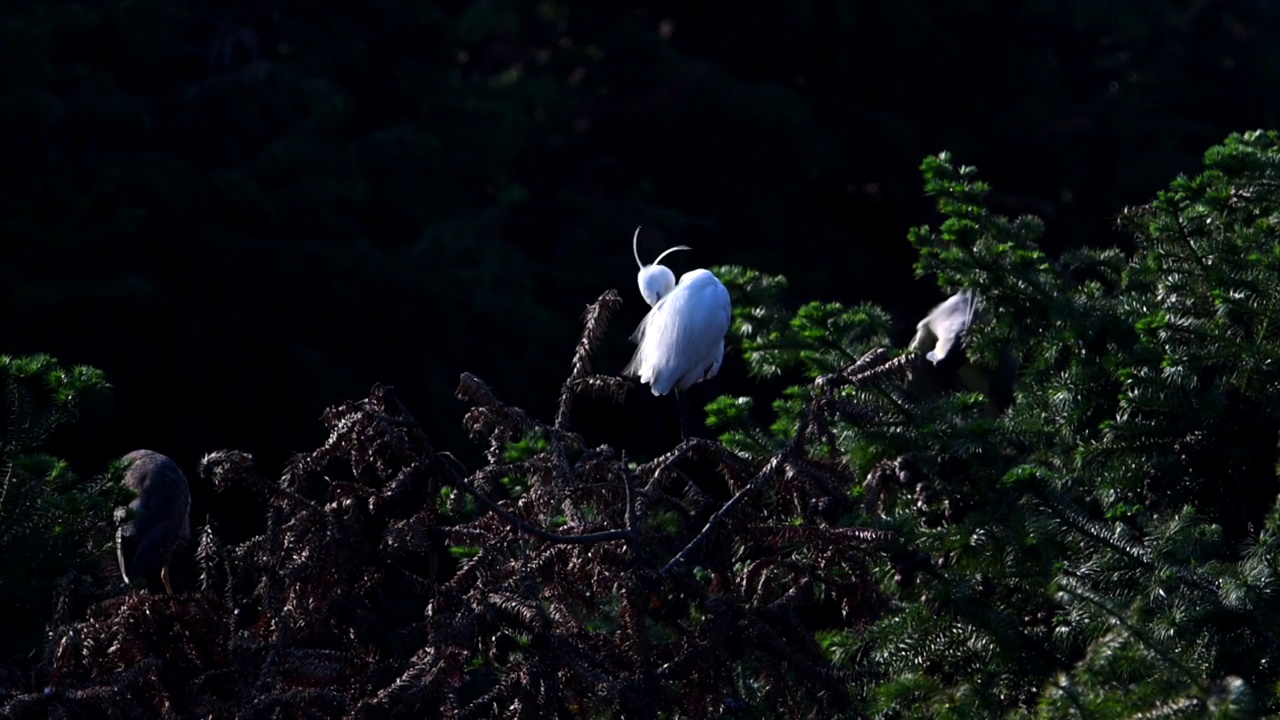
[676,388,689,441]
[161,562,174,596]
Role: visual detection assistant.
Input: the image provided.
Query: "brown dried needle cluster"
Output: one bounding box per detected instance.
[4,291,912,719]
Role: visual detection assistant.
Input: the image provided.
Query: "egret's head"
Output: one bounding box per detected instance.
[638,264,676,306]
[632,226,691,306]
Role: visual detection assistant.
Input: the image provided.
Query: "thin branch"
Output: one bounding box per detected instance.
[658,455,784,577]
[451,465,634,545]
[384,387,635,546]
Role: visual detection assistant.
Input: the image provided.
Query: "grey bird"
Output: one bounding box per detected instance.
[907,289,1018,413]
[115,450,191,595]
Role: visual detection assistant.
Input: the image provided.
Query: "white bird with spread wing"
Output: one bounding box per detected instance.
[622,227,732,397]
[907,288,1018,413]
[910,289,978,367]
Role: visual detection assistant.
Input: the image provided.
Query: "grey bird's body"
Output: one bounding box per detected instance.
[115,449,191,595]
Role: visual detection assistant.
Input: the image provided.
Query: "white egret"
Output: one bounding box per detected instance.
[910,289,978,365]
[907,289,1017,412]
[623,227,732,403]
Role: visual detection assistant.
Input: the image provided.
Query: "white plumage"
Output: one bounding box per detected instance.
[906,288,1019,412]
[623,228,732,396]
[909,288,978,364]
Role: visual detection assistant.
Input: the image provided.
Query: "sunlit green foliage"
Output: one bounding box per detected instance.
[13,133,1280,717]
[5,0,1279,484]
[0,355,119,664]
[706,131,1280,717]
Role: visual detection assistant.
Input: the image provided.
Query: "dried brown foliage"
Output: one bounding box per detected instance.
[4,291,900,719]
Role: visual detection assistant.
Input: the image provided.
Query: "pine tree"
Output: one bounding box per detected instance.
[0,354,118,669]
[705,130,1280,717]
[15,132,1280,718]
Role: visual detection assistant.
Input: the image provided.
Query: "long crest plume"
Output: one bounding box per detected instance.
[632,225,691,269]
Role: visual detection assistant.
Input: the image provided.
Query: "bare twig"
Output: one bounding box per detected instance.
[448,471,635,545]
[657,454,786,577]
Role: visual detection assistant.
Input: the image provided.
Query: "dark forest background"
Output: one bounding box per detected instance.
[4,0,1280,495]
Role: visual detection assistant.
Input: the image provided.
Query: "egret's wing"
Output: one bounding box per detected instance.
[626,292,669,346]
[921,291,975,364]
[705,277,731,380]
[622,300,661,377]
[706,337,725,380]
[625,270,732,395]
[671,271,731,391]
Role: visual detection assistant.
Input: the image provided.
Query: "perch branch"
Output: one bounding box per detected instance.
[657,454,784,577]
[385,388,636,545]
[449,472,635,545]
